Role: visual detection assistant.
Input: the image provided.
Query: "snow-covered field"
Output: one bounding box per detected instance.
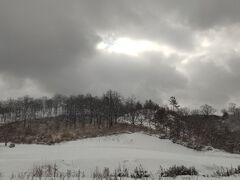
[1,132,240,179]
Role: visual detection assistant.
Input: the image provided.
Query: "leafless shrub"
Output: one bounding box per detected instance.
[213,165,240,177]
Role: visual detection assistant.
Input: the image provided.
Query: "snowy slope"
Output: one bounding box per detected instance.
[0,132,240,178]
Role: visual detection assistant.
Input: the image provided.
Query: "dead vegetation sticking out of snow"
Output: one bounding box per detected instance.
[5,163,240,180]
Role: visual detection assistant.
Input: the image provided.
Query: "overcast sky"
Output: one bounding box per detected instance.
[1,0,240,109]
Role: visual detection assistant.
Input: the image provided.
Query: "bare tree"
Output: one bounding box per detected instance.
[200,104,216,116]
[102,90,123,127]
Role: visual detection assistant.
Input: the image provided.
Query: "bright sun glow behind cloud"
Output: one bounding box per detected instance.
[97,37,177,57]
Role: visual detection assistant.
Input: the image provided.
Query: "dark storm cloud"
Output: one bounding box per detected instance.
[1,0,240,108]
[79,53,187,101]
[147,0,240,29]
[182,52,240,108]
[0,1,97,76]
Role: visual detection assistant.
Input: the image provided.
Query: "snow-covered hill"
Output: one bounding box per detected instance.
[0,132,240,178]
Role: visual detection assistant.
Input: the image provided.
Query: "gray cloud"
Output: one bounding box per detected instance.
[1,0,240,109]
[0,0,98,77]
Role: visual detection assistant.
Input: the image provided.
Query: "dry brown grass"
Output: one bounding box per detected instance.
[0,120,154,145]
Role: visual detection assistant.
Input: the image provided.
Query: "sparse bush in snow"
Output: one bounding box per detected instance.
[102,167,110,179]
[130,165,150,179]
[117,167,129,178]
[213,165,240,177]
[8,163,86,180]
[160,165,198,177]
[93,167,102,179]
[7,163,240,180]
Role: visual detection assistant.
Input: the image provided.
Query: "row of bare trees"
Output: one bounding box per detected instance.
[1,92,240,152]
[0,93,229,129]
[0,90,159,129]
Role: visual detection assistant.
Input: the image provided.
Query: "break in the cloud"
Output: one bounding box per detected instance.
[1,0,240,109]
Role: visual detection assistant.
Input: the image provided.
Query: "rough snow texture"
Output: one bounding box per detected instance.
[0,133,240,178]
